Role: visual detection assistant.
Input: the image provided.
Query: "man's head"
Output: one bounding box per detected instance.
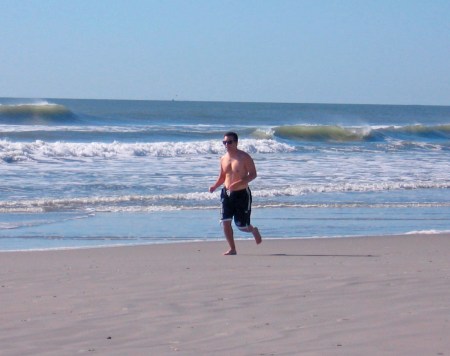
[224,132,238,142]
[223,132,238,150]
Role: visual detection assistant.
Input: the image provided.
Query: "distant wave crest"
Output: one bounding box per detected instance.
[272,124,450,142]
[0,101,75,124]
[274,125,367,141]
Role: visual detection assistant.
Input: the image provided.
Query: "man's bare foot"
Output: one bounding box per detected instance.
[223,249,237,255]
[252,227,262,244]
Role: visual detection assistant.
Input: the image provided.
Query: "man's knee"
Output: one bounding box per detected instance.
[237,225,250,232]
[222,219,232,228]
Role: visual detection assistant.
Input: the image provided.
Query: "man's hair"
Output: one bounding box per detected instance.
[224,131,238,141]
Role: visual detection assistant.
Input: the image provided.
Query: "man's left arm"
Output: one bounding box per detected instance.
[244,155,257,184]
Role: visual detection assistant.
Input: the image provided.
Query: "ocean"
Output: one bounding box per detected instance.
[1,98,450,251]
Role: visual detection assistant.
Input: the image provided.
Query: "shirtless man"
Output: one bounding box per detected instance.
[209,132,262,255]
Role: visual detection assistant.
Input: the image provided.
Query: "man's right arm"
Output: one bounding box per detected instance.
[209,159,225,193]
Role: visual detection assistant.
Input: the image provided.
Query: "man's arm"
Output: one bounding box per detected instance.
[245,154,257,183]
[209,159,225,193]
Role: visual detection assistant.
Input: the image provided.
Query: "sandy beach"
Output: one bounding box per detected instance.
[1,234,450,355]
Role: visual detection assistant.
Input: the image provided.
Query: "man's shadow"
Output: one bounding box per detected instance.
[266,253,377,257]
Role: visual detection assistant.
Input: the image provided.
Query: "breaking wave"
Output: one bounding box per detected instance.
[2,181,450,213]
[272,124,450,142]
[0,139,295,162]
[0,101,76,124]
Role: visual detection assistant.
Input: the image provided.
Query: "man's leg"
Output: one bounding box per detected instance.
[234,187,262,245]
[222,220,236,255]
[239,224,262,244]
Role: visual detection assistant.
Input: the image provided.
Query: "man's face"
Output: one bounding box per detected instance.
[222,136,237,151]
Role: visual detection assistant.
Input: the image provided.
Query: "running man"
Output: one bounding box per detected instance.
[209,132,262,255]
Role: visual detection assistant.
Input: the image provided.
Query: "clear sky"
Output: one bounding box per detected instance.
[1,0,449,105]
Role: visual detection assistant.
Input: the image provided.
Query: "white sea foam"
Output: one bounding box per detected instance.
[0,139,295,162]
[0,222,21,229]
[405,229,450,235]
[2,182,450,213]
[254,181,450,197]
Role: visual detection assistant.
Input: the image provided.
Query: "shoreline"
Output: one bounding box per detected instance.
[1,230,449,253]
[2,233,450,355]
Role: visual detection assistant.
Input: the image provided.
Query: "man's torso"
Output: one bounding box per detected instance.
[221,151,249,191]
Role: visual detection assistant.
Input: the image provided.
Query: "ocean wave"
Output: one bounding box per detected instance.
[272,124,450,142]
[405,229,450,235]
[273,125,368,141]
[393,124,450,136]
[0,101,76,124]
[0,124,249,143]
[2,133,446,164]
[1,180,450,213]
[2,198,450,214]
[254,202,450,209]
[0,193,217,213]
[0,139,295,162]
[2,119,450,145]
[254,181,450,197]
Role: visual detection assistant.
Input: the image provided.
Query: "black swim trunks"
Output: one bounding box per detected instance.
[220,187,252,228]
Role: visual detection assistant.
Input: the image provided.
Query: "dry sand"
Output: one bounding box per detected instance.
[1,234,450,355]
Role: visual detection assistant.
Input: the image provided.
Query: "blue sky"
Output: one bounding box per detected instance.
[1,0,449,105]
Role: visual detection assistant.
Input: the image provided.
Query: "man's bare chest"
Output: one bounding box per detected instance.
[222,158,244,174]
